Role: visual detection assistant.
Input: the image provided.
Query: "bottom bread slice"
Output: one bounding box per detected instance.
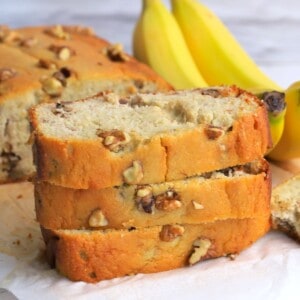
[42,215,270,283]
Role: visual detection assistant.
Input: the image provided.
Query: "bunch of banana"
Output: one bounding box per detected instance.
[267,81,300,160]
[171,0,281,91]
[133,0,207,89]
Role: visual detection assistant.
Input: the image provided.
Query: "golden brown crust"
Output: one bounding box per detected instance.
[0,25,172,103]
[35,159,271,230]
[42,215,270,283]
[0,25,172,183]
[29,87,271,189]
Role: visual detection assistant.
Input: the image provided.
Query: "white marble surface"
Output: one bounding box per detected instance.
[1,0,300,87]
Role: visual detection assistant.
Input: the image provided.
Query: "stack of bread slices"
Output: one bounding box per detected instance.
[30,85,272,283]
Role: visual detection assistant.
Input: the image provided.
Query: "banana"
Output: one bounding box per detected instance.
[132,0,208,89]
[253,90,286,151]
[267,81,300,161]
[171,0,281,90]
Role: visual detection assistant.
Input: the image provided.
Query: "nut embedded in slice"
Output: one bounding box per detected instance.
[123,161,144,184]
[135,185,154,214]
[188,238,212,265]
[159,225,185,242]
[0,68,17,82]
[97,129,130,153]
[155,189,182,211]
[192,201,204,210]
[204,125,225,140]
[88,209,108,227]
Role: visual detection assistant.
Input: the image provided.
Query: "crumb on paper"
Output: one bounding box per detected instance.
[228,253,237,260]
[17,194,23,199]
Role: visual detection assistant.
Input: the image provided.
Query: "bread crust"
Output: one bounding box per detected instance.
[0,25,172,183]
[30,87,271,189]
[35,159,271,230]
[42,215,270,283]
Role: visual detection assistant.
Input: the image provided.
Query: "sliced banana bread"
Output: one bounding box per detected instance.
[30,86,271,189]
[35,159,270,230]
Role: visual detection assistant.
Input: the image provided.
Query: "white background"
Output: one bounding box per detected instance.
[1,0,300,87]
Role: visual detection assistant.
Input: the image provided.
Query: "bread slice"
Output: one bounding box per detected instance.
[0,25,172,183]
[271,173,300,242]
[30,85,271,189]
[42,215,270,283]
[35,159,270,230]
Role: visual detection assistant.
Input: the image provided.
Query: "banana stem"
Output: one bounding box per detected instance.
[261,91,286,117]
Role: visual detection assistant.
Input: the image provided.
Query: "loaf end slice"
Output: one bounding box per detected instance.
[0,25,172,183]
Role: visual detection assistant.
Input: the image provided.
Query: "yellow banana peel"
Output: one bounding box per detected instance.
[132,0,208,89]
[171,0,281,91]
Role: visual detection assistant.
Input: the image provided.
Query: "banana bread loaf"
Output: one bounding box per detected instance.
[271,173,300,242]
[42,215,270,283]
[0,25,172,183]
[35,159,270,230]
[29,86,271,189]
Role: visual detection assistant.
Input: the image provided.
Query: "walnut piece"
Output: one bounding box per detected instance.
[88,209,108,227]
[188,238,212,265]
[62,25,95,36]
[0,68,17,82]
[155,189,182,211]
[204,126,225,140]
[41,77,63,97]
[103,43,129,62]
[192,201,204,210]
[135,185,154,214]
[97,129,130,153]
[41,69,71,97]
[38,59,57,70]
[159,225,185,242]
[1,29,22,44]
[123,161,143,184]
[44,25,70,39]
[20,37,37,47]
[49,45,74,61]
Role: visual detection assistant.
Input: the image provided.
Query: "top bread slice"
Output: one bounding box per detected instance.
[0,25,172,183]
[30,85,271,189]
[271,173,300,242]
